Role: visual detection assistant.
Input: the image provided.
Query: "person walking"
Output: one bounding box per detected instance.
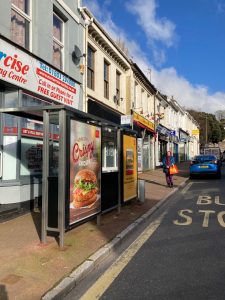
[162,151,175,187]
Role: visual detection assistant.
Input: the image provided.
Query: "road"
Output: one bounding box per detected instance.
[68,168,225,300]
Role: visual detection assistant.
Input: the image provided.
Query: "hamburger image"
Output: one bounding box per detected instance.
[72,169,98,208]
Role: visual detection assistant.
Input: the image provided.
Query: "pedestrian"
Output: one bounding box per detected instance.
[162,151,175,187]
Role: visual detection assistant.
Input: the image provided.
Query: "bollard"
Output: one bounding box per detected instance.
[138,179,145,203]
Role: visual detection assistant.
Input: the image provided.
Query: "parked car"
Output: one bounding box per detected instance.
[201,147,222,163]
[222,151,225,162]
[189,155,221,179]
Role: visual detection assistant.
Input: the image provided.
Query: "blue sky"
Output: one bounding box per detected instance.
[83,0,225,113]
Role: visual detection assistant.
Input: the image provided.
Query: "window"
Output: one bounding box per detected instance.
[134,82,138,108]
[141,89,144,112]
[87,46,95,90]
[147,94,150,114]
[116,71,121,104]
[53,12,64,70]
[102,128,118,172]
[104,60,110,99]
[11,0,31,49]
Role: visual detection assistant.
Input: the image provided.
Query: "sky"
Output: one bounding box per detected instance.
[83,0,225,114]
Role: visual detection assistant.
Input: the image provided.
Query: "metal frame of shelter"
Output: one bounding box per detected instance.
[0,105,134,248]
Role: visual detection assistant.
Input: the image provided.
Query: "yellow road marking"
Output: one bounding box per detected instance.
[181,182,193,194]
[80,212,166,300]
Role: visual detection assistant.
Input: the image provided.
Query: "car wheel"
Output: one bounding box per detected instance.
[189,174,194,179]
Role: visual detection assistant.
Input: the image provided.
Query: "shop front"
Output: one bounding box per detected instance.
[179,129,190,162]
[132,111,155,172]
[168,131,179,163]
[0,36,81,220]
[156,124,169,164]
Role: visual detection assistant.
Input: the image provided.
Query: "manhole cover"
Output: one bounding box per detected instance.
[1,274,23,285]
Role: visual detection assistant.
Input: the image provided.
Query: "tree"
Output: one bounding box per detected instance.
[188,110,225,146]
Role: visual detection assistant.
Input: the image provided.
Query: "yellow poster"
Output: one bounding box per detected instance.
[123,135,137,202]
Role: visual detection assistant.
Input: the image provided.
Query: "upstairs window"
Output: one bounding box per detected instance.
[104,60,110,99]
[11,0,31,50]
[87,46,95,90]
[116,71,121,104]
[53,12,64,70]
[134,82,138,108]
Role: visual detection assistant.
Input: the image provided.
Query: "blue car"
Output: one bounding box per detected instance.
[189,155,221,179]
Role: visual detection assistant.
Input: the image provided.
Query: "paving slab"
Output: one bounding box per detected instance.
[0,162,190,300]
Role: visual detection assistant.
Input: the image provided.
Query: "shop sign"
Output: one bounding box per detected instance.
[123,135,137,202]
[179,130,189,142]
[157,124,170,136]
[3,126,59,140]
[133,111,155,131]
[121,115,132,125]
[69,120,101,225]
[170,130,176,136]
[0,38,80,109]
[192,129,200,135]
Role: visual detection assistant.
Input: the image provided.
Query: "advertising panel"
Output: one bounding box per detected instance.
[69,120,101,225]
[123,135,137,202]
[0,38,80,108]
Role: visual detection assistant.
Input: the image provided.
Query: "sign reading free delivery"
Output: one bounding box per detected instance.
[0,38,80,109]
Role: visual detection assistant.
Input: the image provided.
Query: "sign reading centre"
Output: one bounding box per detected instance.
[0,38,80,109]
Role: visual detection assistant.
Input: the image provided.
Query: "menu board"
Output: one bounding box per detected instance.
[123,135,137,202]
[69,120,101,225]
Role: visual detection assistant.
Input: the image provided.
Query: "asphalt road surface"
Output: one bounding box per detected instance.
[80,167,225,300]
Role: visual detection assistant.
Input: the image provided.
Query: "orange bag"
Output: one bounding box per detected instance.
[169,165,178,175]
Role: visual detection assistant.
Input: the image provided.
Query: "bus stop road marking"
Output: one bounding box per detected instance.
[80,212,167,300]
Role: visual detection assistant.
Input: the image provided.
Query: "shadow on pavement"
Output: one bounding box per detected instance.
[31,210,42,241]
[0,284,8,300]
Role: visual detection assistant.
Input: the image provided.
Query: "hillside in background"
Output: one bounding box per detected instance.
[188,110,225,147]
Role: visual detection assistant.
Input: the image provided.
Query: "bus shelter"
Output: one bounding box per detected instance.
[0,105,137,247]
[0,105,126,248]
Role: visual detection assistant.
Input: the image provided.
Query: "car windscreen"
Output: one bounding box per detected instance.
[193,156,216,164]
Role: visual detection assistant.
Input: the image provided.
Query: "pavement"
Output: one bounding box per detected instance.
[0,162,190,300]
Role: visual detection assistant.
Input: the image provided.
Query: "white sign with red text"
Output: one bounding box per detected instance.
[0,38,80,109]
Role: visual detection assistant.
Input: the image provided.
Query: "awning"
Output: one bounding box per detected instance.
[133,120,156,134]
[132,111,156,134]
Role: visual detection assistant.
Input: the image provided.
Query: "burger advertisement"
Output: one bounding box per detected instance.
[69,120,101,225]
[123,135,137,202]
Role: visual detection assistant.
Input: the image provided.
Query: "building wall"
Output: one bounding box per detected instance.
[85,17,130,115]
[0,0,84,211]
[0,0,84,109]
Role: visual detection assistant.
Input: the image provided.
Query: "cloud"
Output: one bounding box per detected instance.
[83,0,225,114]
[216,1,225,13]
[83,0,112,21]
[152,67,225,113]
[125,0,176,47]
